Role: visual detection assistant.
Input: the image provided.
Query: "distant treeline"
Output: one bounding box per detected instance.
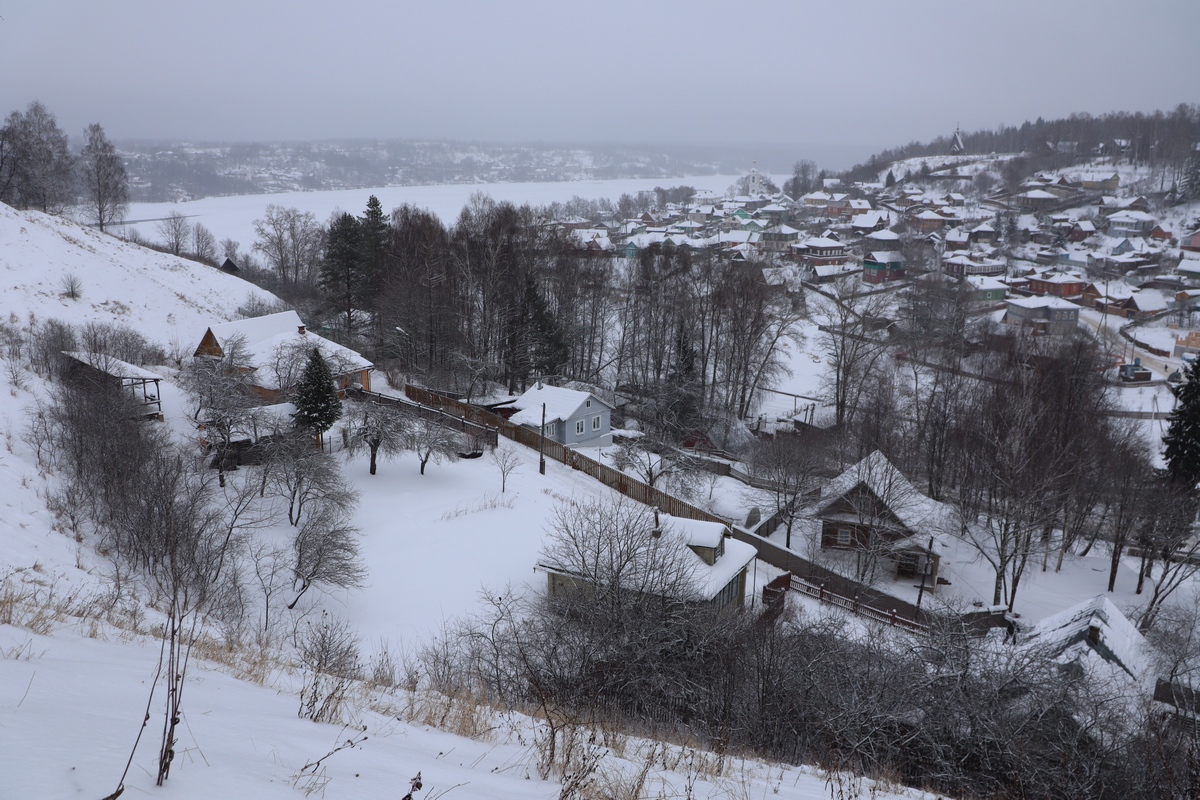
[842,104,1200,187]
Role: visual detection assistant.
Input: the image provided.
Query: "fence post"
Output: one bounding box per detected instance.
[890,609,897,627]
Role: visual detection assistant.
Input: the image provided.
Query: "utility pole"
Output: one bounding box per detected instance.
[916,536,935,610]
[539,402,546,475]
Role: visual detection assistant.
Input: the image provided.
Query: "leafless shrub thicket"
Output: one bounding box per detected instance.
[410,494,1200,799]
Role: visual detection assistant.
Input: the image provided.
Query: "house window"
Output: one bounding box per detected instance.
[837,528,852,546]
[576,420,585,435]
[592,415,601,431]
[586,399,591,408]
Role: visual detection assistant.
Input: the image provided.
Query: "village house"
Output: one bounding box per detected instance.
[1028,270,1087,298]
[807,451,950,590]
[862,251,906,284]
[500,382,614,448]
[965,274,1009,302]
[539,513,757,614]
[1106,210,1157,237]
[1002,296,1081,335]
[794,236,849,269]
[941,251,1006,277]
[1177,229,1200,253]
[193,310,374,402]
[760,223,801,253]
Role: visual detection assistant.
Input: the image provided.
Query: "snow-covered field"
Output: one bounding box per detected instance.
[121,174,788,253]
[4,621,936,800]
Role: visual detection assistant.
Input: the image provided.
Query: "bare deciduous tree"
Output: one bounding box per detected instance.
[156,211,190,256]
[813,277,893,430]
[78,122,128,232]
[192,222,217,263]
[491,442,521,492]
[405,418,461,475]
[253,204,325,287]
[288,501,365,609]
[345,401,409,475]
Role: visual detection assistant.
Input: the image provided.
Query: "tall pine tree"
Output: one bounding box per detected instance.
[320,212,364,334]
[1164,357,1200,487]
[292,348,343,443]
[360,195,388,296]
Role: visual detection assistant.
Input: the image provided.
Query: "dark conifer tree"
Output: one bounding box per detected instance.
[1164,358,1200,487]
[320,212,363,334]
[360,195,389,302]
[293,348,343,443]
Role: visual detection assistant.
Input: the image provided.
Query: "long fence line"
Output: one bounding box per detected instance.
[402,384,728,524]
[350,388,499,447]
[788,575,928,633]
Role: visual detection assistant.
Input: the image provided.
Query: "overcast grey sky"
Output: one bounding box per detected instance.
[2,0,1197,164]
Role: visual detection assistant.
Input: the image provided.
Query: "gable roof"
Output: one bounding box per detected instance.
[810,451,952,541]
[196,310,373,390]
[508,383,612,427]
[1022,596,1152,686]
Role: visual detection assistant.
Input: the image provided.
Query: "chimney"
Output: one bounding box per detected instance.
[298,325,306,335]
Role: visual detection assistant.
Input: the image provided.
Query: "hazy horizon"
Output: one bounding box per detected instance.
[2,0,1197,172]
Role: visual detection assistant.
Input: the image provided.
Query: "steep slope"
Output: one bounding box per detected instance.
[0,203,279,350]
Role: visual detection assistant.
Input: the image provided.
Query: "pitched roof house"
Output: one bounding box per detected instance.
[807,451,952,588]
[503,383,614,447]
[540,512,757,614]
[193,310,374,400]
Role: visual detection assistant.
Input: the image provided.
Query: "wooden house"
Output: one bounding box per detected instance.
[1003,296,1080,335]
[1179,229,1200,253]
[862,251,906,284]
[193,311,374,402]
[497,383,614,448]
[540,513,757,614]
[809,451,949,588]
[1028,271,1086,298]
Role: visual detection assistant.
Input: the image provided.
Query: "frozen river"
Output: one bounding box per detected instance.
[122,173,785,253]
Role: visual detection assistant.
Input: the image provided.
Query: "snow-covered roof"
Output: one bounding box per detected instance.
[1108,210,1156,223]
[199,311,373,390]
[803,236,844,249]
[965,275,1008,292]
[810,451,953,540]
[1007,295,1080,311]
[62,352,163,381]
[865,251,904,264]
[1128,290,1167,313]
[865,228,900,242]
[508,383,612,426]
[1022,595,1152,686]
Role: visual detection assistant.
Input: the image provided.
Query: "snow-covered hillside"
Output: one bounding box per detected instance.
[0,203,278,352]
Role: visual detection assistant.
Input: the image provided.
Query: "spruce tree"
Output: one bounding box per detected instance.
[360,195,388,298]
[1164,357,1200,487]
[319,212,363,334]
[293,348,343,441]
[1181,155,1200,203]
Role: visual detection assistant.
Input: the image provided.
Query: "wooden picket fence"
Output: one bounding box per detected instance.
[404,384,726,525]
